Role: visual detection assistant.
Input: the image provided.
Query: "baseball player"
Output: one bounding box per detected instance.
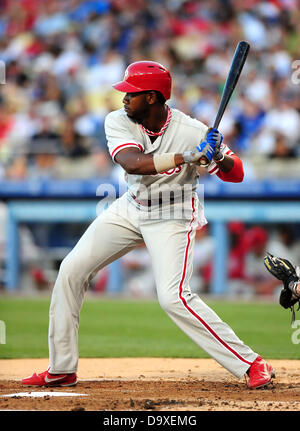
[22,61,275,389]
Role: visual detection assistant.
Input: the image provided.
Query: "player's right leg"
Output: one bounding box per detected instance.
[22,197,143,386]
[141,201,274,388]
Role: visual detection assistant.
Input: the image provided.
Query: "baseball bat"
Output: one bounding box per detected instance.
[199,40,250,165]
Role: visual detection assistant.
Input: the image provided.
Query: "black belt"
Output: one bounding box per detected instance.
[130,192,176,207]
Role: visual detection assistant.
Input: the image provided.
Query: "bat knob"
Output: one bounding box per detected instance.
[199,156,209,167]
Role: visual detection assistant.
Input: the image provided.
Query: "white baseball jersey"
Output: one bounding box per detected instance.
[105,107,234,223]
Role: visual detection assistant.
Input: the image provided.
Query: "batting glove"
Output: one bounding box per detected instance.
[182,148,203,164]
[182,140,215,166]
[206,127,223,161]
[196,139,215,162]
[182,128,223,165]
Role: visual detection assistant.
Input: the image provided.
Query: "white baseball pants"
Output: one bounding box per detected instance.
[48,193,258,378]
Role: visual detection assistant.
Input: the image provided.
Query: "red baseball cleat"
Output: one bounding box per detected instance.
[22,370,77,387]
[246,356,275,389]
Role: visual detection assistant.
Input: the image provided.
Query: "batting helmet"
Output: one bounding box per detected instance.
[113,61,172,101]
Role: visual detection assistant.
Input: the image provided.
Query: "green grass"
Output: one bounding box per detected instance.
[0,297,299,359]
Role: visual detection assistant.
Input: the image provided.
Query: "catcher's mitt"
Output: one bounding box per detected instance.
[263,252,300,322]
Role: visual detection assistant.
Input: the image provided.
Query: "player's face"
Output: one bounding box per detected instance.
[122,92,151,121]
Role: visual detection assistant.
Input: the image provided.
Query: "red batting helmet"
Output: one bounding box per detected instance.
[113,61,172,101]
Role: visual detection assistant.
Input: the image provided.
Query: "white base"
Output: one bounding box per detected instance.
[1,392,88,398]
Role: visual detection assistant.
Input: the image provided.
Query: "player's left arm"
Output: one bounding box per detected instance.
[197,127,244,183]
[215,154,244,183]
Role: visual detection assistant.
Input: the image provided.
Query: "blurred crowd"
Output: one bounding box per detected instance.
[0,0,299,181]
[96,221,300,299]
[5,216,298,299]
[192,221,300,299]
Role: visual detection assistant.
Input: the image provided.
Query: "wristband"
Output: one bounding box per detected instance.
[213,152,225,162]
[182,150,198,164]
[153,153,176,173]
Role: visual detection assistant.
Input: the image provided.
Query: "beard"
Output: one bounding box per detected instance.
[124,105,150,124]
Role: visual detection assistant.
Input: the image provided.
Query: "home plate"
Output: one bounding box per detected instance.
[1,392,88,398]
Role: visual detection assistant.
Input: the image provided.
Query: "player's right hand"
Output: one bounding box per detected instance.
[182,148,205,164]
[182,141,214,165]
[196,139,215,162]
[182,127,223,165]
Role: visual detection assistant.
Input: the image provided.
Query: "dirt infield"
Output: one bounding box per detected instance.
[0,358,300,411]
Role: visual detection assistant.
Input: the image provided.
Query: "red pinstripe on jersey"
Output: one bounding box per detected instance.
[209,165,219,175]
[177,197,252,366]
[111,142,144,161]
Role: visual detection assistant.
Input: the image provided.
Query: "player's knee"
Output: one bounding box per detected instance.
[58,255,78,282]
[157,291,179,314]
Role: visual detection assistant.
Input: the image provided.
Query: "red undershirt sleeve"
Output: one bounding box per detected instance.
[216,154,244,183]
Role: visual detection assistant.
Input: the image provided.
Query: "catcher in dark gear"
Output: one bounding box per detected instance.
[264,253,300,322]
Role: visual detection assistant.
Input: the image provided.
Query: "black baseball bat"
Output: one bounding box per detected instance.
[199,40,250,165]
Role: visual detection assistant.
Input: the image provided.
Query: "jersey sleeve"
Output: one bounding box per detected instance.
[207,143,234,176]
[104,112,144,162]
